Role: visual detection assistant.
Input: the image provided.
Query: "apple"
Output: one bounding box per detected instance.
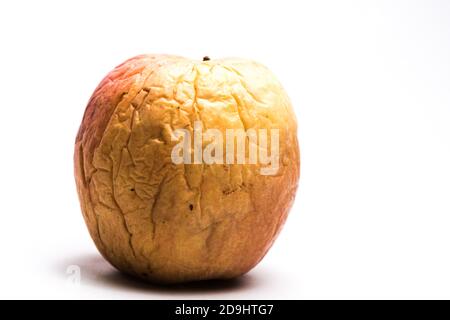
[74,54,300,283]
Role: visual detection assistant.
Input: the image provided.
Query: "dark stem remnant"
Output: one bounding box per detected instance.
[203,56,210,61]
[189,204,194,211]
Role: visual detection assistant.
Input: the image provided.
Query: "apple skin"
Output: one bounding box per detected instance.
[74,54,300,284]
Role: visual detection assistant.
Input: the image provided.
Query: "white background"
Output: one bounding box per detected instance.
[0,0,449,299]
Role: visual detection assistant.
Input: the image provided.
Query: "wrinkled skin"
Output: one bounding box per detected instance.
[74,54,300,284]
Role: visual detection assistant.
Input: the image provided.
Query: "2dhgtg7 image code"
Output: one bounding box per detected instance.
[175,304,274,317]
